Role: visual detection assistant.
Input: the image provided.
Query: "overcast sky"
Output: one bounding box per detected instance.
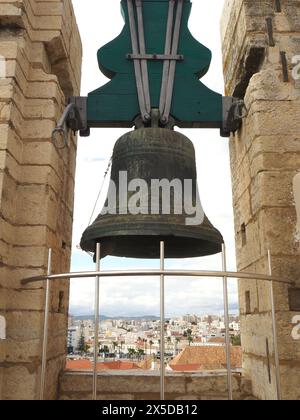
[69,0,238,318]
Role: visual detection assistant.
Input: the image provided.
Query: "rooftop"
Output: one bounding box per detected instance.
[169,346,242,372]
[66,360,141,371]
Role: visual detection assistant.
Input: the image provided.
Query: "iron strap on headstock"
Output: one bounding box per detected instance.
[52,0,245,147]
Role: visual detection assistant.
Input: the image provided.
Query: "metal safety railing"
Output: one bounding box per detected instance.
[21,243,294,401]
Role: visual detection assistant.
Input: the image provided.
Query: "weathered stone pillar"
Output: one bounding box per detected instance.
[221,0,300,400]
[0,0,81,399]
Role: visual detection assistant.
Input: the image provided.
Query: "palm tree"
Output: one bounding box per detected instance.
[99,345,109,358]
[112,341,118,360]
[137,349,145,360]
[128,348,136,360]
[167,336,171,352]
[149,340,154,355]
[77,322,87,355]
[120,340,125,356]
[175,337,181,354]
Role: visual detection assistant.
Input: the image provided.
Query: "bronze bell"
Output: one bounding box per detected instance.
[80,128,223,258]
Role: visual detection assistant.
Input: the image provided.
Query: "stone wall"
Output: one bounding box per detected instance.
[0,0,81,400]
[221,0,300,400]
[59,372,254,401]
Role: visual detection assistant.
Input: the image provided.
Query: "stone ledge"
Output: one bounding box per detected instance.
[59,371,254,401]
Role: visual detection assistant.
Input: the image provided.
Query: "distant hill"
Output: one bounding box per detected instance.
[72,314,161,321]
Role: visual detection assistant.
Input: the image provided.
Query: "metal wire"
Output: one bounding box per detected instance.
[87,156,112,226]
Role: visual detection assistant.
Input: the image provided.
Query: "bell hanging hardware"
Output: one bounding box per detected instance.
[52,0,244,145]
[52,97,89,149]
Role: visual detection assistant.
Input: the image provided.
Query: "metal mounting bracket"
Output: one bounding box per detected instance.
[51,97,89,149]
[221,97,247,137]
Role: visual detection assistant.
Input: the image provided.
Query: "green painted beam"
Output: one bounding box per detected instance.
[87,0,223,128]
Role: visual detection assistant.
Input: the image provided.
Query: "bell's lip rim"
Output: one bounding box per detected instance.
[80,228,224,258]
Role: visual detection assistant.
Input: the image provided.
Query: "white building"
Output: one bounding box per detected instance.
[67,326,79,351]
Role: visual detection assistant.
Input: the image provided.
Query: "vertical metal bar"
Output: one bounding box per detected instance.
[222,244,233,401]
[127,0,149,121]
[93,243,101,401]
[268,250,282,401]
[161,0,183,123]
[136,0,151,114]
[40,248,52,401]
[280,51,289,82]
[266,17,275,47]
[160,241,165,401]
[159,0,175,116]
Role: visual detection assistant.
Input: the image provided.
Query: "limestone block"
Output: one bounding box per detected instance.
[0,125,23,164]
[240,313,274,357]
[0,172,18,222]
[250,171,296,215]
[16,184,59,230]
[1,365,37,401]
[101,374,161,395]
[235,218,262,269]
[243,355,277,400]
[258,207,298,255]
[232,187,252,232]
[59,372,254,401]
[0,265,45,290]
[251,153,300,177]
[231,154,252,201]
[245,68,300,104]
[280,364,300,400]
[5,311,44,341]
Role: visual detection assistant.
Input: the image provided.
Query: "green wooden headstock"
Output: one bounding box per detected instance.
[63,0,243,140]
[87,0,223,128]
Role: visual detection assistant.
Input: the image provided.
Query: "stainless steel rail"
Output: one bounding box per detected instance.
[22,270,293,286]
[39,249,52,401]
[93,243,101,401]
[268,251,282,401]
[30,245,290,401]
[160,241,165,401]
[222,244,233,401]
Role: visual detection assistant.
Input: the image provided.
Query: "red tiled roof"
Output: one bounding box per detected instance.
[208,337,226,344]
[170,364,203,372]
[169,346,242,371]
[138,357,160,370]
[66,360,141,371]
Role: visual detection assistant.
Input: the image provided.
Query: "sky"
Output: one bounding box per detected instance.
[69,0,238,318]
